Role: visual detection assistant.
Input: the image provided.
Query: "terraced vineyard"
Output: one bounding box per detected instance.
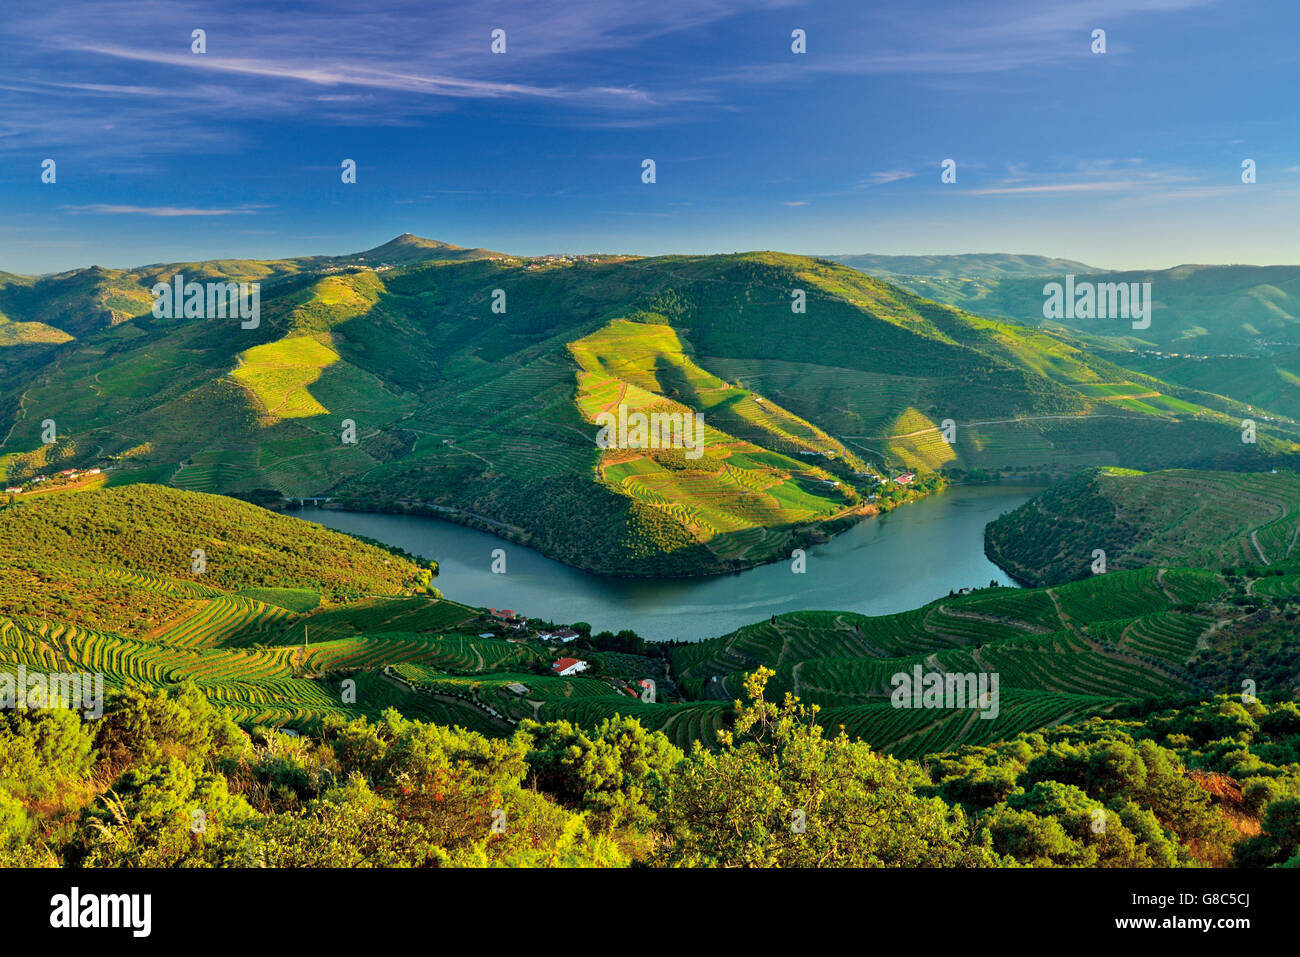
[668,560,1256,757]
[0,486,507,731]
[820,690,1111,759]
[7,236,1291,580]
[569,318,869,560]
[1,481,1293,762]
[988,468,1300,587]
[152,596,297,648]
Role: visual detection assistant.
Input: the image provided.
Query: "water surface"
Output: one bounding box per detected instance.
[301,484,1039,641]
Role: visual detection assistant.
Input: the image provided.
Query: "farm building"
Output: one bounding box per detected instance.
[552,657,589,677]
[489,608,527,629]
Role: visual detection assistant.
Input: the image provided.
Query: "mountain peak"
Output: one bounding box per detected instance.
[346,233,504,264]
[393,233,454,246]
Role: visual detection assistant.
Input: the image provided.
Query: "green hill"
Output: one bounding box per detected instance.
[3,483,1299,871]
[871,263,1300,356]
[6,482,1298,759]
[825,252,1098,279]
[0,484,529,730]
[986,467,1300,587]
[2,237,1296,577]
[1124,349,1300,422]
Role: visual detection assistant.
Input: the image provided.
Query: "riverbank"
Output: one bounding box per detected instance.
[300,483,1041,641]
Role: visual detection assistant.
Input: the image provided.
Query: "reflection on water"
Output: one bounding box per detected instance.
[301,484,1040,641]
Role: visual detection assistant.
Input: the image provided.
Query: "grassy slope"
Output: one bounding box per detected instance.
[824,252,1097,279]
[876,263,1300,355]
[1,239,1296,578]
[1123,350,1300,422]
[0,485,515,731]
[2,483,1295,758]
[0,485,431,633]
[986,467,1300,587]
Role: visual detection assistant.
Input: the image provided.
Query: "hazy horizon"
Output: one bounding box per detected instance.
[7,229,1300,278]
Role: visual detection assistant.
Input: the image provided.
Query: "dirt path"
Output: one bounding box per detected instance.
[841,412,1148,441]
[1250,530,1270,565]
[1045,588,1071,631]
[379,672,512,731]
[935,603,1055,636]
[0,386,33,450]
[599,381,629,416]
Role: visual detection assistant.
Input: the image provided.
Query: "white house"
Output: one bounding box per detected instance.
[552,657,589,677]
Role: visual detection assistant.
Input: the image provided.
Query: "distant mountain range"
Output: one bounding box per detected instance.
[823,252,1099,279]
[837,261,1300,356]
[826,255,1300,424]
[1,235,1295,577]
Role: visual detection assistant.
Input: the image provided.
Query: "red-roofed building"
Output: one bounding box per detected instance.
[551,657,589,677]
[488,608,526,630]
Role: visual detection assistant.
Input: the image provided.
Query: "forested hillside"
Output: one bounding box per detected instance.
[3,237,1294,577]
[871,263,1300,355]
[986,468,1300,587]
[3,673,1297,868]
[2,483,1298,868]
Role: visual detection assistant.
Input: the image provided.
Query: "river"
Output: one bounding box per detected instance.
[299,484,1040,642]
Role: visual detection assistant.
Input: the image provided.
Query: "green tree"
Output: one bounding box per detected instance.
[75,758,257,867]
[522,715,682,832]
[653,668,996,867]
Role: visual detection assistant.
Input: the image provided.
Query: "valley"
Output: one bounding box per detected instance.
[2,240,1299,872]
[4,472,1299,869]
[298,483,1037,640]
[3,237,1294,581]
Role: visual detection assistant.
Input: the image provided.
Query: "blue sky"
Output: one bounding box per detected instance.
[1,0,1297,274]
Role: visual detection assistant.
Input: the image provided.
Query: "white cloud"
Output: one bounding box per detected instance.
[860,170,917,187]
[60,204,268,217]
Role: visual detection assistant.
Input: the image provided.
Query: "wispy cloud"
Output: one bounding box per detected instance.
[968,180,1158,196]
[0,0,792,153]
[967,162,1197,197]
[715,0,1221,82]
[60,204,268,217]
[859,170,916,187]
[70,44,656,105]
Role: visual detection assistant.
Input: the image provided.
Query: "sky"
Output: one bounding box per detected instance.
[0,0,1297,274]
